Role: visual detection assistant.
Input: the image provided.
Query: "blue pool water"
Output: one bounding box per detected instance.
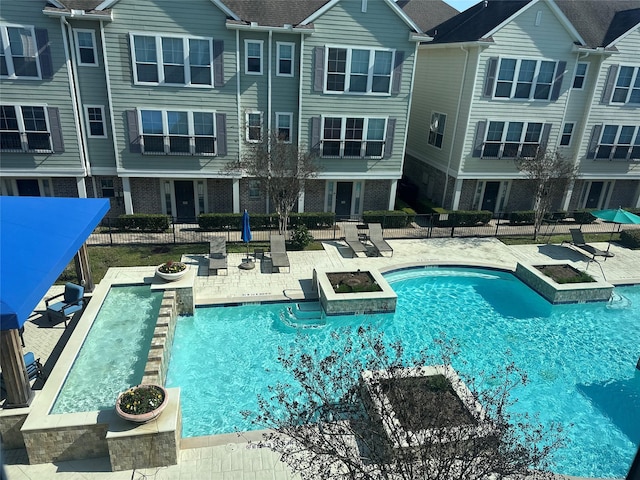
[51,285,163,414]
[166,267,640,478]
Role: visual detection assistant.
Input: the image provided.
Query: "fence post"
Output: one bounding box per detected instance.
[172,219,177,244]
[495,212,501,237]
[109,217,114,245]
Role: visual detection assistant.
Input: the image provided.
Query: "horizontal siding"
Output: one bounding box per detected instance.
[0,2,83,174]
[300,0,416,177]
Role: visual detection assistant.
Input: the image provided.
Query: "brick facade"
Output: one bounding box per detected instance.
[130,178,162,214]
[363,180,391,211]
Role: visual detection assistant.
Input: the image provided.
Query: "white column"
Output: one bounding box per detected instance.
[122,177,133,214]
[388,179,398,210]
[451,178,463,210]
[76,176,87,198]
[298,186,305,213]
[233,178,240,213]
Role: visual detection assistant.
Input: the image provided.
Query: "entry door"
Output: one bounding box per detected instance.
[16,179,41,196]
[335,182,353,218]
[481,181,500,212]
[174,181,195,222]
[585,182,603,209]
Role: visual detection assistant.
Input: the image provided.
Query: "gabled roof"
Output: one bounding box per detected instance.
[395,0,459,33]
[426,0,640,49]
[222,0,331,27]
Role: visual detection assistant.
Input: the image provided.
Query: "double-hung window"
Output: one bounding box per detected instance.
[326,47,394,94]
[131,34,213,86]
[246,112,262,142]
[595,125,640,161]
[573,62,587,89]
[0,24,39,78]
[611,66,640,104]
[0,105,51,152]
[139,109,216,155]
[276,112,292,143]
[560,122,574,146]
[74,29,98,66]
[321,117,386,158]
[428,112,446,148]
[494,58,558,100]
[85,105,106,138]
[482,121,543,158]
[277,42,294,77]
[245,40,263,75]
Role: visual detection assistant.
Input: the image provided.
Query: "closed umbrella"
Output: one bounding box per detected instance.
[241,209,252,261]
[591,207,640,252]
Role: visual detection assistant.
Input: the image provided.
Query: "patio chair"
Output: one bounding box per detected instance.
[0,352,44,393]
[208,237,228,275]
[562,228,614,261]
[269,234,290,273]
[368,223,393,257]
[344,223,367,258]
[45,282,85,328]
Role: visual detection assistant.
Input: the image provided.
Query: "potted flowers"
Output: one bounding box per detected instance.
[156,260,187,281]
[115,384,169,423]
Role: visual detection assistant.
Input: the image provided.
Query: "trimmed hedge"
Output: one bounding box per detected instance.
[509,211,536,225]
[290,212,335,229]
[620,230,640,249]
[199,212,335,231]
[363,210,409,228]
[433,209,493,227]
[401,207,416,224]
[198,213,242,230]
[116,214,170,232]
[572,209,597,224]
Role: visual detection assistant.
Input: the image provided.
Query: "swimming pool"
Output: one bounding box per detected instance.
[166,267,640,478]
[51,285,163,414]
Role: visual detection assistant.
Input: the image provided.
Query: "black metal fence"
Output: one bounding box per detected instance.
[87,212,638,247]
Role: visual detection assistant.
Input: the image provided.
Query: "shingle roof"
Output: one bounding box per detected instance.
[426,0,640,48]
[53,0,104,10]
[396,0,460,33]
[222,0,331,26]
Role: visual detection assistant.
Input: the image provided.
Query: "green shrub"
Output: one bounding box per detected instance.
[290,212,335,229]
[572,209,596,224]
[363,210,408,228]
[290,225,314,250]
[248,213,279,229]
[116,214,170,232]
[416,200,438,214]
[198,213,241,230]
[544,210,567,222]
[401,207,416,224]
[620,230,640,249]
[433,209,492,227]
[509,211,536,225]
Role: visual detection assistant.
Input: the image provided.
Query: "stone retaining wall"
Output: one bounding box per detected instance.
[142,290,178,386]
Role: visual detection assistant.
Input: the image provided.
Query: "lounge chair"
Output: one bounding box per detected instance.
[563,228,614,260]
[269,234,290,273]
[344,223,367,258]
[45,282,84,328]
[209,237,228,275]
[0,352,43,393]
[368,223,393,257]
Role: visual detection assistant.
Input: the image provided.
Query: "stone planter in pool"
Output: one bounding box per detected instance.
[155,263,187,281]
[514,262,613,304]
[115,384,169,423]
[313,267,397,315]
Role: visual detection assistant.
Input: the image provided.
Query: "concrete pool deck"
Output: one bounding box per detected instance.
[4,237,639,479]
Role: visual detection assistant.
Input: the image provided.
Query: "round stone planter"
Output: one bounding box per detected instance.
[115,384,169,423]
[156,263,187,281]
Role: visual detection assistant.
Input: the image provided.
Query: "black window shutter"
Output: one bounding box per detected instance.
[47,107,64,152]
[483,58,498,98]
[540,123,552,149]
[587,124,602,159]
[216,113,227,155]
[601,65,618,104]
[310,116,321,154]
[550,61,566,101]
[35,28,53,79]
[213,40,224,87]
[383,118,396,158]
[126,110,141,153]
[472,121,487,157]
[313,47,324,92]
[391,51,404,94]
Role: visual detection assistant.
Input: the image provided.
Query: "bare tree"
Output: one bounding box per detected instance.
[515,149,578,240]
[242,327,565,480]
[229,131,319,235]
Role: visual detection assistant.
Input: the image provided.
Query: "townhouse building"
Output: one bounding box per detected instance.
[405,0,640,214]
[0,0,457,221]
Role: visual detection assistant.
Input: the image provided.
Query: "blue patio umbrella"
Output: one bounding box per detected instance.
[591,207,640,252]
[241,209,252,260]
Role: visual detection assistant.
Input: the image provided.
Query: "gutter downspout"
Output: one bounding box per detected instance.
[235,29,242,214]
[60,17,90,194]
[296,34,306,214]
[441,45,469,208]
[268,30,272,143]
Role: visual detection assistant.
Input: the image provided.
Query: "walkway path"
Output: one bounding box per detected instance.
[5,237,639,479]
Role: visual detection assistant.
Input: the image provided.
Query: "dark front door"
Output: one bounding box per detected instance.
[174,180,195,222]
[335,182,353,218]
[481,181,500,212]
[16,179,41,196]
[585,182,603,209]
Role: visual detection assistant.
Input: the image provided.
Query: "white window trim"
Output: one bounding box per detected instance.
[323,45,395,96]
[248,179,261,199]
[572,62,588,90]
[595,124,640,161]
[428,111,446,149]
[276,41,294,77]
[0,24,42,80]
[244,40,263,75]
[73,29,98,67]
[0,104,52,152]
[138,108,218,155]
[559,122,574,147]
[129,32,214,88]
[320,115,387,159]
[493,57,559,101]
[482,120,544,159]
[275,112,293,143]
[84,105,107,138]
[611,65,640,105]
[246,111,263,142]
